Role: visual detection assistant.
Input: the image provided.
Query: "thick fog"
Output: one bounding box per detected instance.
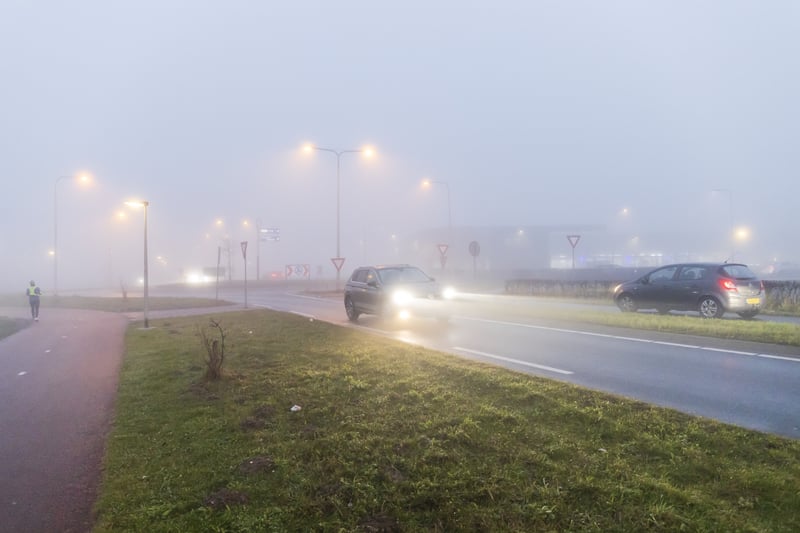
[2,1,799,293]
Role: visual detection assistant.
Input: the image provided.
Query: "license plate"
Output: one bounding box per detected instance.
[746,298,761,305]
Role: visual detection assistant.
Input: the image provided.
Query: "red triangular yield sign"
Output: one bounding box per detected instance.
[437,244,449,256]
[331,257,346,271]
[567,235,581,248]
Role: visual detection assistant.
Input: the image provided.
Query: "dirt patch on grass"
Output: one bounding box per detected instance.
[358,514,400,532]
[238,455,275,475]
[203,488,248,509]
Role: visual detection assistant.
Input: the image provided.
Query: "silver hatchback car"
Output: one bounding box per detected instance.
[613,262,764,319]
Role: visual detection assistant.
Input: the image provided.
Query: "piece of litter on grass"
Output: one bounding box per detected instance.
[248,330,253,334]
[290,405,302,412]
[598,448,607,453]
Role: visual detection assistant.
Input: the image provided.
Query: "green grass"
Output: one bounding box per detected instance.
[94,310,800,532]
[456,297,800,347]
[0,294,230,313]
[547,309,800,346]
[0,317,24,340]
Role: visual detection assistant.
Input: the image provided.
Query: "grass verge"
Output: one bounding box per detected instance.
[94,310,800,532]
[552,310,800,346]
[0,317,24,341]
[458,297,800,347]
[0,294,230,313]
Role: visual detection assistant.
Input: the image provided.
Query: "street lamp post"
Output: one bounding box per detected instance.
[305,144,373,290]
[712,189,734,260]
[126,200,150,328]
[422,178,452,241]
[53,173,91,295]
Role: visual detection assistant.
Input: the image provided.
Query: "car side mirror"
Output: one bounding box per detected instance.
[367,280,378,288]
[640,277,649,285]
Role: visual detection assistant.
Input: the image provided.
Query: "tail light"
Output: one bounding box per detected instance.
[719,278,738,291]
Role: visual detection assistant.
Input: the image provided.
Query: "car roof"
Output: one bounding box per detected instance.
[655,262,748,269]
[356,264,415,270]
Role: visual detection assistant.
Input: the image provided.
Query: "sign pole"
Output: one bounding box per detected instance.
[241,241,248,308]
[215,245,221,301]
[567,235,581,269]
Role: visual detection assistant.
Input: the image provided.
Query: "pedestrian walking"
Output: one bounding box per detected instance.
[27,280,42,321]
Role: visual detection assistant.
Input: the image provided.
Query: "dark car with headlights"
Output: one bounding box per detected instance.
[344,264,454,322]
[613,262,763,319]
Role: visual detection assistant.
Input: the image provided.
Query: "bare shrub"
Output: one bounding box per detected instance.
[199,319,226,380]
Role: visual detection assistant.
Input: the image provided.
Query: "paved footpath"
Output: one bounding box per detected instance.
[0,304,244,533]
[0,308,127,533]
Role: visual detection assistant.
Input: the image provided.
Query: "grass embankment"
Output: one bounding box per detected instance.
[95,310,800,532]
[467,297,800,347]
[0,294,230,313]
[554,310,800,347]
[0,317,23,340]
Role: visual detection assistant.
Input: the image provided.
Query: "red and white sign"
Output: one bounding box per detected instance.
[437,244,449,256]
[567,235,581,248]
[331,257,346,272]
[285,264,310,280]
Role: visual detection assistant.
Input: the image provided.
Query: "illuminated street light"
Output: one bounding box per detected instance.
[421,178,452,244]
[53,173,92,295]
[304,143,375,289]
[735,227,751,242]
[125,200,150,328]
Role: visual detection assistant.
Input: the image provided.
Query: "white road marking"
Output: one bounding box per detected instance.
[700,347,757,356]
[457,316,800,363]
[454,347,574,375]
[757,353,800,362]
[17,371,27,376]
[286,292,332,302]
[45,349,51,353]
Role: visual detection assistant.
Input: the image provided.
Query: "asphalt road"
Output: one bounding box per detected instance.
[0,308,127,533]
[200,286,800,439]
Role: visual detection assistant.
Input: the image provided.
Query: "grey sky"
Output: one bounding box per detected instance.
[2,1,799,290]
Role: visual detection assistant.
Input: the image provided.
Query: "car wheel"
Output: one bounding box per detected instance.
[737,310,759,319]
[698,297,724,319]
[616,294,637,313]
[344,297,360,322]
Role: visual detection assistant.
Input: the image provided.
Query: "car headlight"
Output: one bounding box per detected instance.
[391,289,413,306]
[442,286,456,300]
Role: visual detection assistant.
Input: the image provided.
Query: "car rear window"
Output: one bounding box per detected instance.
[378,267,431,284]
[721,265,757,279]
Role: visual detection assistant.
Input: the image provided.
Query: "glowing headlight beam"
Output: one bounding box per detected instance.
[391,289,413,306]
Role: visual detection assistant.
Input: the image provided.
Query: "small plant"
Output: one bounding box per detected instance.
[198,318,226,380]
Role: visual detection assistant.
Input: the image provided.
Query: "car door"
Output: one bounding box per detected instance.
[638,265,679,309]
[347,269,370,312]
[362,268,383,313]
[675,265,708,310]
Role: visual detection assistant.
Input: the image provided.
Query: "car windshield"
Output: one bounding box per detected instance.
[378,267,432,285]
[721,265,757,279]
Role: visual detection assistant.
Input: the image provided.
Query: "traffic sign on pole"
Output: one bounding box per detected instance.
[567,235,581,248]
[240,241,248,259]
[331,257,346,272]
[567,234,581,269]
